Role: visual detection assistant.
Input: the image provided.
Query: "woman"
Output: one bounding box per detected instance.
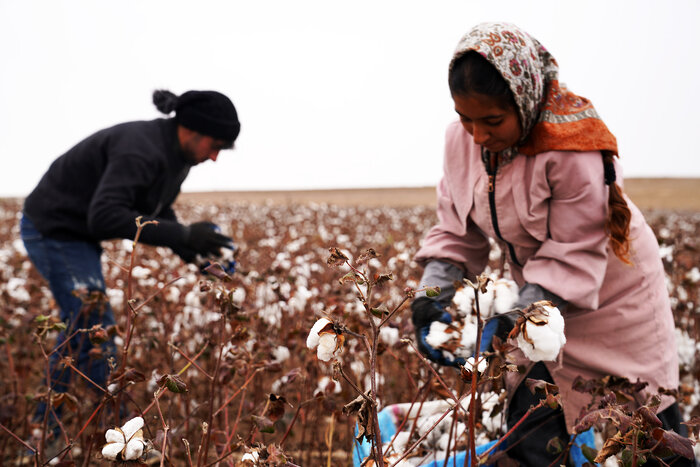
[411,22,686,465]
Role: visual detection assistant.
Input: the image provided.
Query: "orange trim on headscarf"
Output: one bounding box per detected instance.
[519,80,618,157]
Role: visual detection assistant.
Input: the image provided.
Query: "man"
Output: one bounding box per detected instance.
[20,89,239,440]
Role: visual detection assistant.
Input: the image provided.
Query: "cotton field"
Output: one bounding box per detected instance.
[0,198,697,465]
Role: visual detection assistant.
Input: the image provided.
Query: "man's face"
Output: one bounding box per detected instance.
[179,129,230,165]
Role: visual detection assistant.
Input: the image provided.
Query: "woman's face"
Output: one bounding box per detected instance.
[452,92,521,153]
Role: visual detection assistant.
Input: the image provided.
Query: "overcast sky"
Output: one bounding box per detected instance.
[1,0,698,197]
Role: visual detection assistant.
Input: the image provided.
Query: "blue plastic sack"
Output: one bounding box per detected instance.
[352,405,596,467]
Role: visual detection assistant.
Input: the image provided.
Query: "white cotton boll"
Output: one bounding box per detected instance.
[475,286,495,314]
[492,279,519,315]
[105,429,124,444]
[389,430,411,453]
[480,391,506,433]
[417,413,448,437]
[120,417,144,440]
[165,286,180,303]
[185,290,201,307]
[7,277,30,302]
[273,345,291,362]
[12,238,27,256]
[676,329,696,370]
[452,288,474,314]
[425,321,452,348]
[516,306,566,362]
[288,286,313,313]
[260,303,282,326]
[123,438,145,460]
[379,326,400,346]
[306,317,332,349]
[464,356,487,373]
[350,360,365,377]
[316,376,341,395]
[121,239,134,253]
[543,305,565,336]
[130,266,150,279]
[436,432,451,451]
[241,451,259,462]
[232,287,246,305]
[459,318,479,355]
[687,267,700,283]
[384,453,413,466]
[101,442,124,460]
[279,281,292,299]
[658,245,674,262]
[317,333,338,361]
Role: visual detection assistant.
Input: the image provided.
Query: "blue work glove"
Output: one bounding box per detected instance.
[198,244,237,276]
[411,297,465,367]
[478,314,516,354]
[476,282,564,353]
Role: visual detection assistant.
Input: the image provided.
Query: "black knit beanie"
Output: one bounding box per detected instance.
[153,90,240,144]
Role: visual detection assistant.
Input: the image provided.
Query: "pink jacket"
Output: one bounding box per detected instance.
[415,121,679,431]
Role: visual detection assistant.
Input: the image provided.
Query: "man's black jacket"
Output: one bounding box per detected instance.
[24,118,192,250]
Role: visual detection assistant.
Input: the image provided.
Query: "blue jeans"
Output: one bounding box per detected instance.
[20,215,116,425]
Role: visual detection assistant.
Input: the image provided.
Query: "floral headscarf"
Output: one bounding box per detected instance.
[451,22,618,159]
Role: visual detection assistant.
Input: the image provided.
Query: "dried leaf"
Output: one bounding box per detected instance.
[372,272,393,287]
[356,248,379,264]
[52,392,79,412]
[650,427,696,460]
[594,435,624,463]
[123,367,146,383]
[637,405,662,428]
[266,394,292,421]
[682,416,700,438]
[327,247,349,267]
[157,374,188,393]
[88,325,109,344]
[203,262,231,281]
[343,391,374,443]
[251,414,275,433]
[339,271,361,285]
[524,378,559,396]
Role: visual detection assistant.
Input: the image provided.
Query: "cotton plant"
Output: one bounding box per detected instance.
[101,416,150,462]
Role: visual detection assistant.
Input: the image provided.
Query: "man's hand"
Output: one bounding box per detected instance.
[185,222,233,258]
[411,297,465,367]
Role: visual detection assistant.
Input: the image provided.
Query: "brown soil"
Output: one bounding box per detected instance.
[179,178,700,211]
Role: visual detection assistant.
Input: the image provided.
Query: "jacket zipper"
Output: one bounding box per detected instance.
[486,152,522,267]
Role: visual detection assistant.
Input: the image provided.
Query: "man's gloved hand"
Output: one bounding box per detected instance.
[411,296,465,367]
[185,222,233,258]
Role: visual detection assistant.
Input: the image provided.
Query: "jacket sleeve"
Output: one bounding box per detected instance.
[414,176,491,277]
[87,153,188,249]
[522,151,610,310]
